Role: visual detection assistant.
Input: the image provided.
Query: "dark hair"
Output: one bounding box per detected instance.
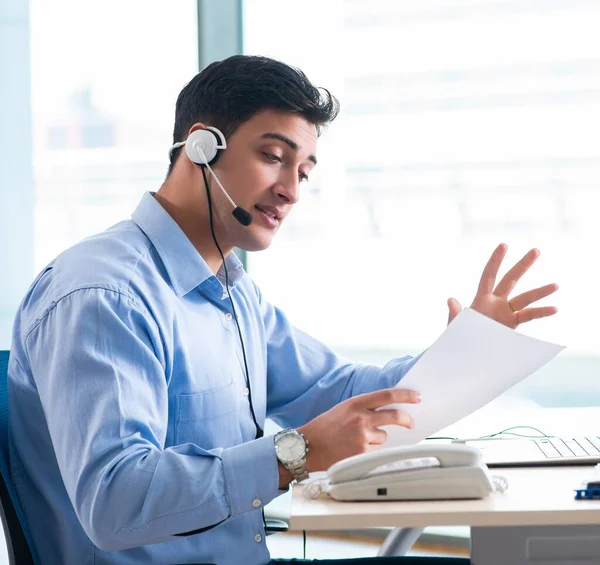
[167,55,340,176]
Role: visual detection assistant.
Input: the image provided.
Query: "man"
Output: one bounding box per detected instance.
[8,55,558,565]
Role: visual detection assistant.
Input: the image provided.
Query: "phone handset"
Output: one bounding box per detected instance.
[327,444,482,485]
[302,444,505,502]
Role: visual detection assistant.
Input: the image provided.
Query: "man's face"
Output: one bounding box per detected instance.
[203,109,318,251]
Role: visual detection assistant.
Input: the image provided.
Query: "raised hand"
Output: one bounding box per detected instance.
[447,243,558,328]
[298,388,421,472]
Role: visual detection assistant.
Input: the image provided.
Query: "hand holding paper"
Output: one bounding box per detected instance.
[381,308,565,447]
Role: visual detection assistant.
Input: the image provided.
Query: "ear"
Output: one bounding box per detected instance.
[187,122,209,137]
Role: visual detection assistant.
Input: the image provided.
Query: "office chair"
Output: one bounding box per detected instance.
[0,350,37,564]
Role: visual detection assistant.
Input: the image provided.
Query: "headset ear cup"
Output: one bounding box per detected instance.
[185,129,220,165]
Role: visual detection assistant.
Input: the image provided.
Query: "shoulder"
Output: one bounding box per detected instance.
[54,219,154,296]
[18,220,162,333]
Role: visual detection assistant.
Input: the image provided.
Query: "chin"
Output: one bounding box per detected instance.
[238,231,275,252]
[234,221,280,252]
[242,238,274,252]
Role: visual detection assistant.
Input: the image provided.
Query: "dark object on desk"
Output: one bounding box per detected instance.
[574,464,600,500]
[458,436,600,467]
[574,487,600,500]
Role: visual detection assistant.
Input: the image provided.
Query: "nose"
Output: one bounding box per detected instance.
[274,175,300,205]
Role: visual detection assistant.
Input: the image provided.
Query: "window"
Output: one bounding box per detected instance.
[0,0,198,347]
[243,0,600,407]
[31,0,198,267]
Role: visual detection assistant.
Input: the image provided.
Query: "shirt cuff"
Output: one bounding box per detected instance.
[221,435,282,517]
[396,351,424,382]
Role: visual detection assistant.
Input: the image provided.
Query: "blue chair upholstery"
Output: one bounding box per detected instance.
[0,350,37,564]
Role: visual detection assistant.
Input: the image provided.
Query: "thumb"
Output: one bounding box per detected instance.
[447,297,462,325]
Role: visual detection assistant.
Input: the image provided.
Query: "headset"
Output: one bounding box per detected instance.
[169,128,263,440]
[169,128,253,226]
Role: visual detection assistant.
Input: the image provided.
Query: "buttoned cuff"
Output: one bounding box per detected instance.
[221,435,282,517]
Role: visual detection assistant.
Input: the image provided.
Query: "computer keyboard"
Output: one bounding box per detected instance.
[535,437,600,458]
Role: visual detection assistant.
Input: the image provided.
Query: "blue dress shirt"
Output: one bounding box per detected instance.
[8,192,418,565]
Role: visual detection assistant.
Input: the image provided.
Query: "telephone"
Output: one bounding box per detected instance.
[305,444,504,502]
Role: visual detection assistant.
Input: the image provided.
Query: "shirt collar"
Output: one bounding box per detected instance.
[131,192,245,298]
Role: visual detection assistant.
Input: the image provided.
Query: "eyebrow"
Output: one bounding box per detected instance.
[260,132,317,165]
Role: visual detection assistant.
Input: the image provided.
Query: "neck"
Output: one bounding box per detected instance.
[155,176,232,275]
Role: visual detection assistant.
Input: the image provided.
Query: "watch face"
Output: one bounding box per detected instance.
[277,433,305,463]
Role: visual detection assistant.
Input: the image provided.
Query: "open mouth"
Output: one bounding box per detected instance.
[255,205,280,221]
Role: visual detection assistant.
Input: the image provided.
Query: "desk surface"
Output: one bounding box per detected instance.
[290,466,600,531]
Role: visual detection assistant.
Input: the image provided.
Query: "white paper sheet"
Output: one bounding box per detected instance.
[382,308,565,447]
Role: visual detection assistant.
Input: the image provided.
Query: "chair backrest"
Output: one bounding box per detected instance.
[0,351,36,564]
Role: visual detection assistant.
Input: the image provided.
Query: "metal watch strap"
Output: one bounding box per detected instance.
[287,457,309,483]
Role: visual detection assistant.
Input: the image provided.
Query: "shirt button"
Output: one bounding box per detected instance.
[243,387,250,397]
[224,312,233,321]
[252,497,262,508]
[254,533,262,543]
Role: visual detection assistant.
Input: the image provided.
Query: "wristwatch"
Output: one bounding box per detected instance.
[274,428,309,483]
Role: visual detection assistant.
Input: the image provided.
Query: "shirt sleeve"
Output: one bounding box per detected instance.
[256,284,422,428]
[25,287,282,552]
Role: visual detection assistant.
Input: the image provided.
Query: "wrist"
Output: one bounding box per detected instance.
[297,426,316,473]
[274,428,309,483]
[278,461,293,489]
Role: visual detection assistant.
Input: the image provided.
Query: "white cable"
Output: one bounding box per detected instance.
[302,479,329,500]
[492,474,509,493]
[168,140,186,159]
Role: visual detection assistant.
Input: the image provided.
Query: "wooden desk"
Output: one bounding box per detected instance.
[290,407,600,563]
[290,466,600,531]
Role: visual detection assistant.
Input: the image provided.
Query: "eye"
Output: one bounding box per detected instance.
[263,152,282,164]
[299,172,309,183]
